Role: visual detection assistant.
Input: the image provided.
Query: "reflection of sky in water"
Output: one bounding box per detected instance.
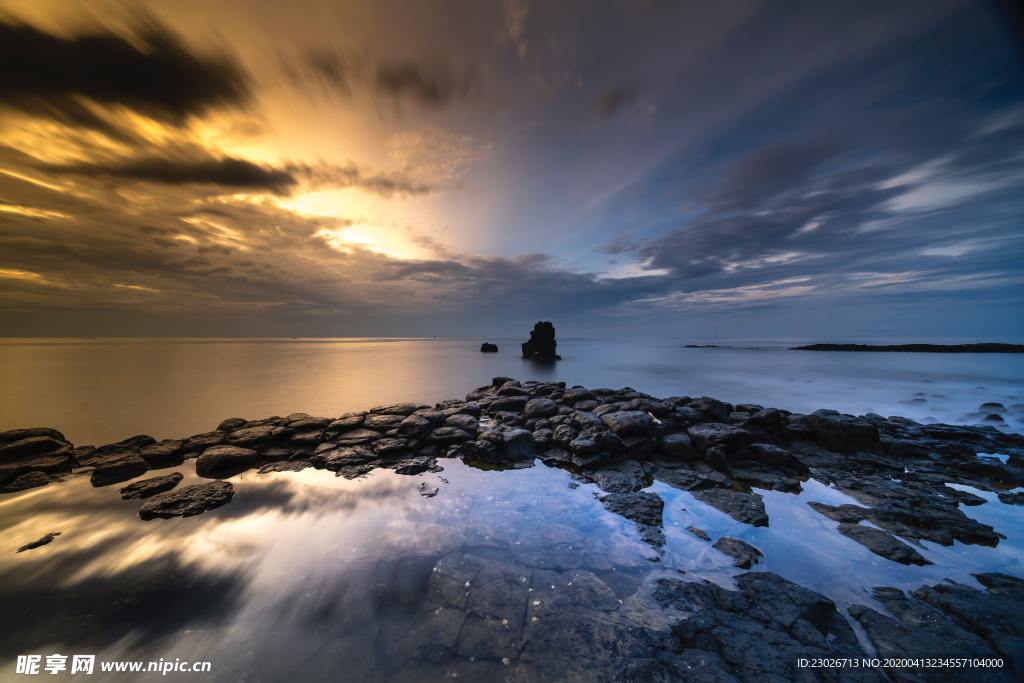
[1,457,1021,680]
[1,338,1021,445]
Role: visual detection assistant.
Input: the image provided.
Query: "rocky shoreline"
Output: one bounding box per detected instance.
[3,377,1024,680]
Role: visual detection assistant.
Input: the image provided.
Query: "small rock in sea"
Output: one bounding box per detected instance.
[691,488,769,527]
[119,472,184,500]
[712,536,763,568]
[418,482,439,497]
[521,321,560,361]
[480,343,499,353]
[998,491,1024,505]
[686,526,711,541]
[139,481,234,520]
[982,414,1005,423]
[16,531,60,553]
[979,402,1007,413]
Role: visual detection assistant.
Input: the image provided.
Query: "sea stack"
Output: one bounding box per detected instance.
[521,321,561,361]
[480,342,498,353]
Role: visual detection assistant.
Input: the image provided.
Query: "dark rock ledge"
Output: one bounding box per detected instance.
[2,377,1023,676]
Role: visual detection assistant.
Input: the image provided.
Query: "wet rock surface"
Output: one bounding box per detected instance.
[3,377,1023,679]
[138,481,234,520]
[119,472,184,500]
[15,531,60,553]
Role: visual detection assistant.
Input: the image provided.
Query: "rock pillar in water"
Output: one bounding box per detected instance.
[521,321,560,361]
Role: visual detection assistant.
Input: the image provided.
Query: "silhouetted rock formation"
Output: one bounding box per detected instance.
[480,342,498,353]
[521,321,560,361]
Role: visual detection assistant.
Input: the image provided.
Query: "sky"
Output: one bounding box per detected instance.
[0,0,1023,339]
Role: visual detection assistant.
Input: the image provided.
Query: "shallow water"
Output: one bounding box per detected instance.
[1,456,1021,681]
[1,337,1022,446]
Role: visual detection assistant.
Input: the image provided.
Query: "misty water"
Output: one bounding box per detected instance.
[1,337,1022,445]
[1,338,1022,680]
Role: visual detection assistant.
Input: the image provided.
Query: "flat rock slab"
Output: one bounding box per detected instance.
[692,488,769,527]
[838,523,931,565]
[599,490,665,548]
[713,537,763,568]
[139,481,234,520]
[196,445,256,478]
[119,472,184,500]
[16,531,60,553]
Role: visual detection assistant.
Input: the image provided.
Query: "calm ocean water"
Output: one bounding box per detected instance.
[2,338,1022,680]
[1,337,1022,445]
[2,335,1024,444]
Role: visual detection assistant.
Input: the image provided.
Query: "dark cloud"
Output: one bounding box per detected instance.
[0,19,249,134]
[591,84,639,119]
[45,157,296,193]
[374,60,479,108]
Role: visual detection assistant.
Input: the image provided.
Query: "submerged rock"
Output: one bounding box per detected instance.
[16,531,60,553]
[712,537,763,568]
[480,342,498,353]
[139,481,234,520]
[598,491,665,548]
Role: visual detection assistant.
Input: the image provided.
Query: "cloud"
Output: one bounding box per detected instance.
[592,84,639,120]
[373,59,480,108]
[44,157,297,193]
[0,18,249,135]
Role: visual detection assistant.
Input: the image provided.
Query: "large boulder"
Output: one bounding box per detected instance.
[521,321,561,361]
[524,398,559,419]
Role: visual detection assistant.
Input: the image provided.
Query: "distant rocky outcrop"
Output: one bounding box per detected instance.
[480,342,498,353]
[521,321,560,361]
[793,343,1024,353]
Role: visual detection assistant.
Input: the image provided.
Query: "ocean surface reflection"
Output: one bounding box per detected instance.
[2,456,1021,681]
[1,337,1021,446]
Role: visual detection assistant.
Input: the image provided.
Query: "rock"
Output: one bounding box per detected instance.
[600,410,655,436]
[478,426,534,461]
[138,439,185,467]
[808,410,879,450]
[598,491,665,547]
[850,586,1016,677]
[712,537,763,568]
[119,472,184,500]
[480,342,499,352]
[425,426,472,445]
[664,573,882,681]
[369,403,422,416]
[660,432,697,460]
[228,424,276,446]
[562,387,595,404]
[489,395,529,413]
[998,491,1024,505]
[418,482,439,497]
[687,423,752,452]
[373,438,409,455]
[0,432,69,461]
[16,531,60,553]
[327,413,365,431]
[687,526,711,541]
[396,415,430,437]
[837,523,931,565]
[0,470,50,493]
[195,445,257,477]
[336,428,381,446]
[444,413,478,434]
[692,488,769,527]
[139,481,234,520]
[689,397,732,421]
[363,413,405,430]
[521,321,560,361]
[89,454,150,487]
[217,417,247,431]
[524,398,559,419]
